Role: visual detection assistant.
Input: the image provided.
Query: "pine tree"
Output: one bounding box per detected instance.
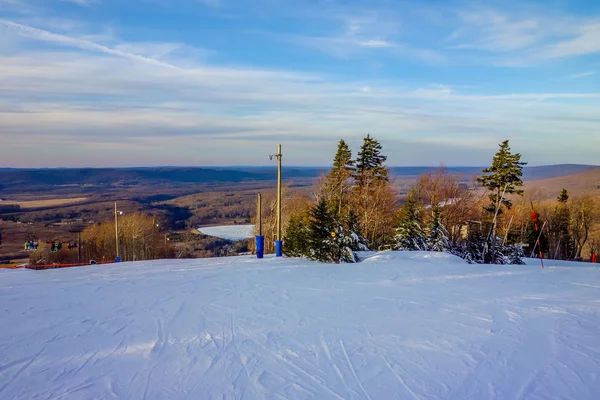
[507,244,525,265]
[355,134,389,185]
[325,139,355,220]
[352,135,395,249]
[394,190,427,251]
[283,211,311,258]
[308,198,336,262]
[477,140,527,216]
[427,207,449,252]
[551,189,573,259]
[477,140,527,263]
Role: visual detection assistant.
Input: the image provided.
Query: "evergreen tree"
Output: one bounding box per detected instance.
[507,244,525,265]
[427,207,449,252]
[394,190,427,251]
[477,140,527,263]
[551,189,573,259]
[354,134,389,185]
[283,211,311,258]
[477,140,527,216]
[352,135,395,249]
[466,230,486,264]
[325,139,355,220]
[331,217,364,263]
[308,198,336,262]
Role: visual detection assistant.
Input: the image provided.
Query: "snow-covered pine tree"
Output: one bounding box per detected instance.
[394,189,427,251]
[506,243,525,265]
[466,229,486,264]
[330,211,369,263]
[427,207,449,252]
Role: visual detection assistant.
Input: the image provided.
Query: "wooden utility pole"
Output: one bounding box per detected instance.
[277,144,282,243]
[257,193,262,236]
[269,144,283,256]
[114,202,120,260]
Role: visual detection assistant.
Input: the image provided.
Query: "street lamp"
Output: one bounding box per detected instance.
[114,202,123,262]
[269,144,283,257]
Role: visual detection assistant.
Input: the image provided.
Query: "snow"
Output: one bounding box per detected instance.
[197,224,254,241]
[1,252,600,399]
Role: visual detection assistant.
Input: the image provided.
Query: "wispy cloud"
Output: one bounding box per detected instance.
[446,9,544,52]
[0,1,599,167]
[445,6,600,65]
[0,19,184,70]
[536,23,600,60]
[567,71,597,79]
[60,0,96,6]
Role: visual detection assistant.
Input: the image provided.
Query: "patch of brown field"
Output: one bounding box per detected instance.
[1,197,88,209]
[525,167,600,200]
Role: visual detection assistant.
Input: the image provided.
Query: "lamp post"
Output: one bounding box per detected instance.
[269,144,283,257]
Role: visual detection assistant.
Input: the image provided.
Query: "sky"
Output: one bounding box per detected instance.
[0,0,599,168]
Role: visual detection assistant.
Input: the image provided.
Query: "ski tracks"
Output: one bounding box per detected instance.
[340,338,372,400]
[0,348,44,396]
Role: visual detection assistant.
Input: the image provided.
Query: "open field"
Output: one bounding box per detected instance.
[0,197,88,209]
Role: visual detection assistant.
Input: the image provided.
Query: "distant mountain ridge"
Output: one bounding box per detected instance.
[0,164,596,188]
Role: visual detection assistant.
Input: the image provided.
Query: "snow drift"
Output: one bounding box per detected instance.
[1,252,599,399]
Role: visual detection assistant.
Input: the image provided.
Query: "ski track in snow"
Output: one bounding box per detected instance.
[1,253,600,399]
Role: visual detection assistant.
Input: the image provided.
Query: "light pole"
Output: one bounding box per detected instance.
[114,202,123,262]
[269,144,283,257]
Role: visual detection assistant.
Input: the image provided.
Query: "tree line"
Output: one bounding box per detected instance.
[256,136,600,264]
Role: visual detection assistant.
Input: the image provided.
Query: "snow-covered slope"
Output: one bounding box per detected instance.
[1,252,600,399]
[197,224,254,241]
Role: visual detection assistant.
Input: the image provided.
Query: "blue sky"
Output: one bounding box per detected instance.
[0,0,599,167]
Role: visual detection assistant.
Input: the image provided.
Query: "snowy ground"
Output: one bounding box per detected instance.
[1,253,600,399]
[197,224,254,241]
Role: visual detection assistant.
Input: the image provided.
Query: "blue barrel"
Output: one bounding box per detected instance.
[256,236,265,259]
[275,240,283,257]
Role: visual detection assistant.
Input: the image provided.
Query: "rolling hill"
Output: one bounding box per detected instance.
[525,167,600,199]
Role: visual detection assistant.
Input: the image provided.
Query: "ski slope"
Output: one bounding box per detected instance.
[1,252,600,399]
[197,224,254,241]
